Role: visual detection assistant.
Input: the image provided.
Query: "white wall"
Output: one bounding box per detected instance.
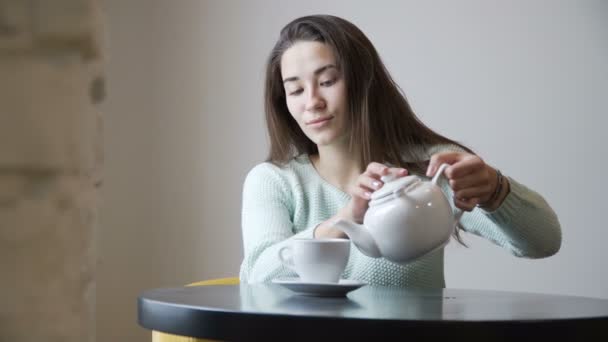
[99,0,608,340]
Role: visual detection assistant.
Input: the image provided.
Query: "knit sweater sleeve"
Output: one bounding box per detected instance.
[239,163,315,283]
[457,177,562,258]
[428,144,562,258]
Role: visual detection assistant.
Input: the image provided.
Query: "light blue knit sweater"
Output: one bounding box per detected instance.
[239,147,561,288]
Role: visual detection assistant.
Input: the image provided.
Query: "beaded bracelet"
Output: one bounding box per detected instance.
[477,169,503,208]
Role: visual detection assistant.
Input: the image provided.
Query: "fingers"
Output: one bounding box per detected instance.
[353,174,383,199]
[391,167,409,177]
[428,152,485,177]
[428,151,498,211]
[365,162,390,177]
[352,164,409,200]
[381,167,409,182]
[453,184,492,201]
[426,152,463,177]
[453,197,479,212]
[449,170,492,195]
[444,155,485,179]
[350,184,373,200]
[346,163,409,223]
[448,163,495,203]
[449,173,479,191]
[364,163,408,180]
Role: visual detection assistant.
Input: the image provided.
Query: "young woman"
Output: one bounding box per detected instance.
[239,14,561,287]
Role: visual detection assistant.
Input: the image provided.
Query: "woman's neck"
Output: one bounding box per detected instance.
[310,145,361,193]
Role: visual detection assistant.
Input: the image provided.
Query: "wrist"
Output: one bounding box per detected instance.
[337,205,358,223]
[477,168,502,209]
[478,171,510,211]
[313,214,349,240]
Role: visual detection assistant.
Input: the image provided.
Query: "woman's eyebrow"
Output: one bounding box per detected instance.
[282,64,337,84]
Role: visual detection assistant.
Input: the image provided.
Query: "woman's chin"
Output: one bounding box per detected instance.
[310,135,336,146]
[307,129,349,147]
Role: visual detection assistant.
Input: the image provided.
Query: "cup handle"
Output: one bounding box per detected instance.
[278,246,296,271]
[431,163,464,223]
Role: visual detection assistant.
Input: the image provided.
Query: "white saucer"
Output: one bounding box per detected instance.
[272,277,366,297]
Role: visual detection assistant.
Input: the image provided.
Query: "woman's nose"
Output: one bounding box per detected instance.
[305,89,326,112]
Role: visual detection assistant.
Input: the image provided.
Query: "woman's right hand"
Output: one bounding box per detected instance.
[314,162,408,239]
[343,162,408,223]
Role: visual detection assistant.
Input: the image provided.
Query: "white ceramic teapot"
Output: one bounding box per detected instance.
[333,163,463,264]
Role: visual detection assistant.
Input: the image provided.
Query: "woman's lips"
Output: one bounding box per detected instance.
[306,116,333,127]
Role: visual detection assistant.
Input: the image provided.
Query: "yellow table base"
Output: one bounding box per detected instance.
[151,277,239,342]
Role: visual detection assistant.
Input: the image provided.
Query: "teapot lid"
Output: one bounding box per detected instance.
[370,174,419,201]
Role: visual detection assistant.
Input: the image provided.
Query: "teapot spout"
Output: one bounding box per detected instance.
[332,218,381,258]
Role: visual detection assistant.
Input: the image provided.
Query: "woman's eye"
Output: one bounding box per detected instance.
[320,79,336,87]
[288,89,303,96]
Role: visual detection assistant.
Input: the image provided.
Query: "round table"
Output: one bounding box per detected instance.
[138,283,608,340]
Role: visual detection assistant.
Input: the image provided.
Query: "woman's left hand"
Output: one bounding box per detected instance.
[426,151,498,211]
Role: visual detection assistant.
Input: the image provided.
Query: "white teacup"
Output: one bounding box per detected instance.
[278,238,350,283]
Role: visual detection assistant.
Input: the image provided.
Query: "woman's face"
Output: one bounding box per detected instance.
[280,41,348,147]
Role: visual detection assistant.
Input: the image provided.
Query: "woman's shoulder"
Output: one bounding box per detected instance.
[244,155,312,185]
[424,143,469,156]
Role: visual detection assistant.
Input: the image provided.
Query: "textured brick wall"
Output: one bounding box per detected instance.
[0,0,103,340]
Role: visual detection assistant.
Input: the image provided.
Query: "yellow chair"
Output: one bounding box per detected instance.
[151,277,240,342]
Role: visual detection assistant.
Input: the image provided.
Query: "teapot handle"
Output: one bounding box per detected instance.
[431,163,464,223]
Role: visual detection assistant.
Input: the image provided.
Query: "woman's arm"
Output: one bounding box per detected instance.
[457,177,562,258]
[427,147,562,258]
[239,164,314,283]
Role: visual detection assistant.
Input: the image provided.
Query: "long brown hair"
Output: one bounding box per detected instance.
[264,14,472,175]
[264,15,473,244]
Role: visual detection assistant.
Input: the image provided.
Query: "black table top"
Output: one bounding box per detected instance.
[138,284,608,340]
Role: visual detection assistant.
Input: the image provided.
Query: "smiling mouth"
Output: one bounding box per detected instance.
[306,116,334,125]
